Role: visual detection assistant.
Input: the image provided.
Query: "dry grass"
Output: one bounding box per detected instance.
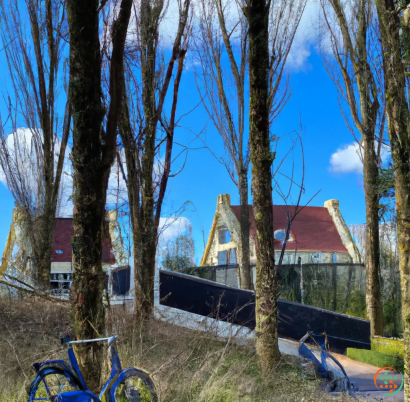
[0,297,356,401]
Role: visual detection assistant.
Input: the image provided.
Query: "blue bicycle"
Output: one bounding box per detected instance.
[28,335,158,402]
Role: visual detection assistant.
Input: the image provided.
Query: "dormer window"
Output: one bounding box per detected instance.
[274,230,293,242]
[218,225,231,244]
[55,250,63,254]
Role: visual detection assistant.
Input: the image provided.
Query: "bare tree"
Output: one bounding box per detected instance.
[374,0,410,397]
[118,0,192,320]
[66,0,132,391]
[0,0,71,289]
[194,0,305,290]
[241,0,275,370]
[320,0,384,335]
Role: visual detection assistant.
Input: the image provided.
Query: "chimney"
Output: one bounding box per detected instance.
[217,193,231,207]
[324,199,361,263]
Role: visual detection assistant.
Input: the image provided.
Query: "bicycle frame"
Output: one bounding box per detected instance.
[29,335,130,402]
[66,336,122,401]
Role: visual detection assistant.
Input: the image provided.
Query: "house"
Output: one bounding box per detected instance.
[2,208,130,301]
[50,217,117,295]
[200,194,361,267]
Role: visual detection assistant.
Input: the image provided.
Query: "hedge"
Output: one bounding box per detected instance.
[346,348,404,373]
[371,337,404,358]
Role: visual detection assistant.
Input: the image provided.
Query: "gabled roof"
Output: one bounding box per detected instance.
[51,218,115,264]
[229,205,348,253]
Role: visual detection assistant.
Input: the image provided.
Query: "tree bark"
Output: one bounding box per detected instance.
[375,0,410,397]
[363,133,383,335]
[243,0,280,370]
[117,0,190,321]
[238,172,253,289]
[67,0,131,391]
[68,0,106,389]
[325,0,384,335]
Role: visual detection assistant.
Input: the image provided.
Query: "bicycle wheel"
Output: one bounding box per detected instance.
[28,367,83,401]
[111,369,158,402]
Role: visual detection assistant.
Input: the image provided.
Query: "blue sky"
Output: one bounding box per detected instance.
[156,50,367,264]
[0,5,368,266]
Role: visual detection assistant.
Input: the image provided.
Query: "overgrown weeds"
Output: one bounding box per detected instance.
[0,297,355,401]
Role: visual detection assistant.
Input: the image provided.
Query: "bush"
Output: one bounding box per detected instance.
[346,348,404,372]
[371,337,404,358]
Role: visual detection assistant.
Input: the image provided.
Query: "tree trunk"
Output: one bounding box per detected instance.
[31,206,55,289]
[67,0,131,390]
[68,0,106,388]
[375,0,410,397]
[119,79,158,321]
[118,94,144,321]
[243,0,280,370]
[363,133,383,335]
[394,161,410,394]
[326,0,384,335]
[238,172,253,290]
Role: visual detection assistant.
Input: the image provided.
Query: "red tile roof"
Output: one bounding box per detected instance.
[229,205,348,253]
[51,218,115,264]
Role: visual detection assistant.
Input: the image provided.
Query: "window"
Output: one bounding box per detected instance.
[50,273,72,297]
[274,230,293,242]
[311,252,323,263]
[229,249,236,265]
[112,266,130,296]
[218,225,231,244]
[218,249,237,265]
[55,250,63,254]
[218,250,228,265]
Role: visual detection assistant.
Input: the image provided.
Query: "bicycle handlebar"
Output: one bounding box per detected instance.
[68,335,118,346]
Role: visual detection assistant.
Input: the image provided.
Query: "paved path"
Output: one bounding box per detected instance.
[278,338,404,401]
[154,304,404,400]
[332,352,404,401]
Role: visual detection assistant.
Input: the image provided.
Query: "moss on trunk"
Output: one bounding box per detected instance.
[238,173,253,290]
[363,134,383,335]
[67,0,131,391]
[243,0,280,370]
[375,0,410,397]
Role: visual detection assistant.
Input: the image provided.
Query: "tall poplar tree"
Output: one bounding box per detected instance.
[67,0,132,390]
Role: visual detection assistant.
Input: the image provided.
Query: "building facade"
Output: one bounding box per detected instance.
[200,194,361,267]
[50,217,117,296]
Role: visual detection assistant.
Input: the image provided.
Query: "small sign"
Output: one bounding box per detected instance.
[374,367,403,395]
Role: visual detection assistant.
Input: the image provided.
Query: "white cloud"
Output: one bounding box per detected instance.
[0,128,156,217]
[158,216,192,245]
[329,142,363,174]
[329,142,391,174]
[176,0,320,71]
[106,150,128,207]
[287,0,321,70]
[0,127,73,217]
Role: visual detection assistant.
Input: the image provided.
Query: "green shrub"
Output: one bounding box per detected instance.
[344,290,366,319]
[347,348,404,372]
[372,337,404,358]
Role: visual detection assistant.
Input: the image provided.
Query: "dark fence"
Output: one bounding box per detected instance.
[160,269,371,353]
[180,263,367,318]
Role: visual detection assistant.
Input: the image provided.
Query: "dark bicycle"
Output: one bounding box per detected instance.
[28,335,157,402]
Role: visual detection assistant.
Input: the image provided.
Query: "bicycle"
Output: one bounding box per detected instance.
[28,335,158,402]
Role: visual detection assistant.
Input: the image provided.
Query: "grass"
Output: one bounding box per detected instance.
[371,337,404,358]
[346,348,404,373]
[0,296,357,401]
